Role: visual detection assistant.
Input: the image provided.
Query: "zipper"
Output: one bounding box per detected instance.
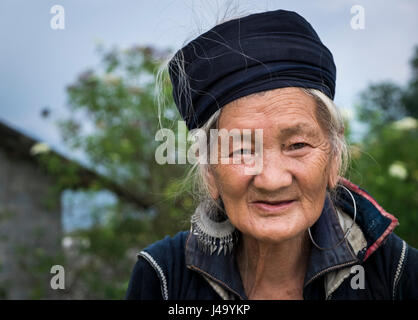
[304,259,359,297]
[190,260,359,300]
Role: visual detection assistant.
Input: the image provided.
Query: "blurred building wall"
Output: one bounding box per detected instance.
[0,131,62,299]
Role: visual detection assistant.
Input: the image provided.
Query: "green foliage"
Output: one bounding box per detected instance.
[13,243,66,300]
[42,45,194,299]
[348,45,418,247]
[61,45,183,196]
[63,203,158,299]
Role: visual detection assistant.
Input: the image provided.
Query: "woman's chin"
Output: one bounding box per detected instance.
[241,222,305,244]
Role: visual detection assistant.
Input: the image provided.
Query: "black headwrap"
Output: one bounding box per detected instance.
[168,9,336,130]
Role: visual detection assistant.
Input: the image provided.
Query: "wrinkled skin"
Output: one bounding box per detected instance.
[206,87,339,299]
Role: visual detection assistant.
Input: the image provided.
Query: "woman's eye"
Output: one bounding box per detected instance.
[230,149,252,157]
[289,142,308,150]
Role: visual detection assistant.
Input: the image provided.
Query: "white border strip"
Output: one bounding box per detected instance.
[392,240,407,300]
[138,251,169,300]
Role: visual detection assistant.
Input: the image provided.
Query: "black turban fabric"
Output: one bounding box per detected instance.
[168,9,336,130]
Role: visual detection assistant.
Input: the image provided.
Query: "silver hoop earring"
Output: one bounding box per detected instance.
[308,184,357,251]
[191,198,238,255]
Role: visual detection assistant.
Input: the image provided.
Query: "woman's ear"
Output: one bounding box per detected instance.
[205,166,220,200]
[328,152,340,190]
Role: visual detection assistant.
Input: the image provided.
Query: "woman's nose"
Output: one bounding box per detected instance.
[252,150,293,191]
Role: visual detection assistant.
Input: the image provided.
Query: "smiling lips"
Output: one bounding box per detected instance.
[250,199,296,213]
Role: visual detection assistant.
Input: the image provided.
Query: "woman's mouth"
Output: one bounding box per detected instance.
[249,199,296,214]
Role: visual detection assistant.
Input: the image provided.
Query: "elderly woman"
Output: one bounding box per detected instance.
[126,9,417,300]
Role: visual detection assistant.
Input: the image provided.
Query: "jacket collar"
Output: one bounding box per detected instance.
[185,228,248,299]
[185,179,398,299]
[336,178,398,261]
[303,190,359,288]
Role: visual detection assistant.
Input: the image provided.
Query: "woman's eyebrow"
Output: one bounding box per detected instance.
[280,123,319,138]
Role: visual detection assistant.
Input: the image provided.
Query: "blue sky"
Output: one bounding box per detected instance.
[1,0,417,159]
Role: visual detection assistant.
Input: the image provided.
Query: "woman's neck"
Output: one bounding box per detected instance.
[236,231,311,300]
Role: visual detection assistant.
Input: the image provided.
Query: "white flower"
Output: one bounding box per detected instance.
[388,162,408,180]
[30,142,50,155]
[62,236,74,249]
[61,236,90,249]
[103,73,121,85]
[392,117,417,131]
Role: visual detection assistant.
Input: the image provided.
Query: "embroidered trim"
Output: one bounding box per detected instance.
[138,251,169,300]
[392,240,407,300]
[340,178,399,261]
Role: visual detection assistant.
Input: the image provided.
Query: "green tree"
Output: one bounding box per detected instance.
[40,45,195,299]
[61,45,194,237]
[348,46,418,247]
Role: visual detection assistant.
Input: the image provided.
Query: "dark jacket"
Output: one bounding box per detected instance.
[125,179,418,300]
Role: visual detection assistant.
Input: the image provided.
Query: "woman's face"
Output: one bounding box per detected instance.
[207,87,338,243]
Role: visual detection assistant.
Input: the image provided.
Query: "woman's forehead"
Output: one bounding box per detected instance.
[218,88,320,131]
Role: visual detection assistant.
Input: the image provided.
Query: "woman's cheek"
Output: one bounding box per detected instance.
[298,153,330,204]
[214,164,252,197]
[301,147,330,175]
